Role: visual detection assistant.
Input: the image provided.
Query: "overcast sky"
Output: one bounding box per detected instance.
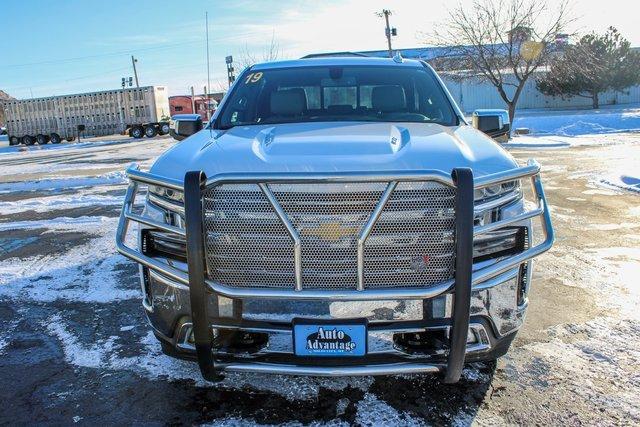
[1,0,638,98]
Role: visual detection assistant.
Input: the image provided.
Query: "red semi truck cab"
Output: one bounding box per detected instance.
[169,95,218,121]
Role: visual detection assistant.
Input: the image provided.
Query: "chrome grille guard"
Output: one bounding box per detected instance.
[115,160,554,382]
[116,160,553,299]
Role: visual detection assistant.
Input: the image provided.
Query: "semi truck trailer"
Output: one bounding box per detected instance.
[1,86,170,146]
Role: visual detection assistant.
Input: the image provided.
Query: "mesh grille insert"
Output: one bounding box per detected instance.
[203,181,456,290]
[364,181,456,288]
[203,183,296,288]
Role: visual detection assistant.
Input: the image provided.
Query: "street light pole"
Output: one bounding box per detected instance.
[225,55,235,88]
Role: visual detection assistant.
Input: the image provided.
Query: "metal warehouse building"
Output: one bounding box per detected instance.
[311,47,640,112]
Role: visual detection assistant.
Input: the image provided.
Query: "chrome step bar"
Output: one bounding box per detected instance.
[218,362,442,376]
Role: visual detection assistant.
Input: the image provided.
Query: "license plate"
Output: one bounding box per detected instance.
[293,318,367,357]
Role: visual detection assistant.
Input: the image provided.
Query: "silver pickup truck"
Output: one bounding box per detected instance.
[116,56,553,383]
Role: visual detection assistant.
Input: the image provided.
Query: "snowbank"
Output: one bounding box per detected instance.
[504,106,640,149]
[595,174,640,194]
[512,107,640,136]
[506,132,640,149]
[505,135,571,149]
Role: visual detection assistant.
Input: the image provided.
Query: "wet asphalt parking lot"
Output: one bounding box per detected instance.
[0,134,639,425]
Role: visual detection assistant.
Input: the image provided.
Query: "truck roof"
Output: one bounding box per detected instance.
[250,56,425,70]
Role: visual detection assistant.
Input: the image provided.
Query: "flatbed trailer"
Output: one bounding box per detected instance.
[1,86,170,145]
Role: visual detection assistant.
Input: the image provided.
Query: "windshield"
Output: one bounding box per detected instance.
[216,65,458,129]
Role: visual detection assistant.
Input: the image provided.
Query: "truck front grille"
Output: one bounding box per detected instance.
[202,181,456,290]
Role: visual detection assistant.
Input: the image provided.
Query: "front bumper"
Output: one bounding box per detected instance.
[115,161,553,382]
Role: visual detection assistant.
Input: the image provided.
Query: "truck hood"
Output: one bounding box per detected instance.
[150,122,518,181]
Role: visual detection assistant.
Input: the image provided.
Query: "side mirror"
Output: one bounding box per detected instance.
[169,114,203,141]
[472,109,510,142]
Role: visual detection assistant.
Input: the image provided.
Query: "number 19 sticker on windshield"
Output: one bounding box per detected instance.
[244,72,263,84]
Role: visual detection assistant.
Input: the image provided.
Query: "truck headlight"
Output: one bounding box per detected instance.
[473,180,527,261]
[142,185,186,261]
[148,185,184,204]
[474,180,521,206]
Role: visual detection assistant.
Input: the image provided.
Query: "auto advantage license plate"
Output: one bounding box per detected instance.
[293,318,367,357]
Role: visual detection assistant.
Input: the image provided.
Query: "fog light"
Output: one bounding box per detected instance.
[213,330,268,354]
[393,330,448,355]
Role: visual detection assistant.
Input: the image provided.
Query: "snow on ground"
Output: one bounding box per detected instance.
[0,216,139,303]
[505,106,640,197]
[0,137,138,155]
[0,191,125,215]
[506,105,640,149]
[0,171,126,193]
[524,318,640,420]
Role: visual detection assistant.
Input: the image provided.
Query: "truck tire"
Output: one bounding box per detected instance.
[66,137,75,142]
[22,135,35,146]
[131,126,144,139]
[36,134,49,145]
[159,123,170,135]
[144,125,158,138]
[50,133,62,144]
[9,136,20,146]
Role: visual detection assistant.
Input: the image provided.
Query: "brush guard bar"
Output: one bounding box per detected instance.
[116,160,554,382]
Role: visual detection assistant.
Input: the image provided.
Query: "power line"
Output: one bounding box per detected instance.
[1,28,290,97]
[4,66,131,91]
[1,30,280,69]
[1,40,199,69]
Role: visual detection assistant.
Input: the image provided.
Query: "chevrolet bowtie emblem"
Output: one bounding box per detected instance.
[301,222,360,241]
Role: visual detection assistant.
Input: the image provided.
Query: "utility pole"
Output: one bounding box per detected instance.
[204,85,209,121]
[131,56,139,87]
[190,86,196,114]
[205,12,211,98]
[377,9,396,58]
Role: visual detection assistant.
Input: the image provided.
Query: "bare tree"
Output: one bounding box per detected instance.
[210,79,231,94]
[237,32,284,70]
[427,0,572,121]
